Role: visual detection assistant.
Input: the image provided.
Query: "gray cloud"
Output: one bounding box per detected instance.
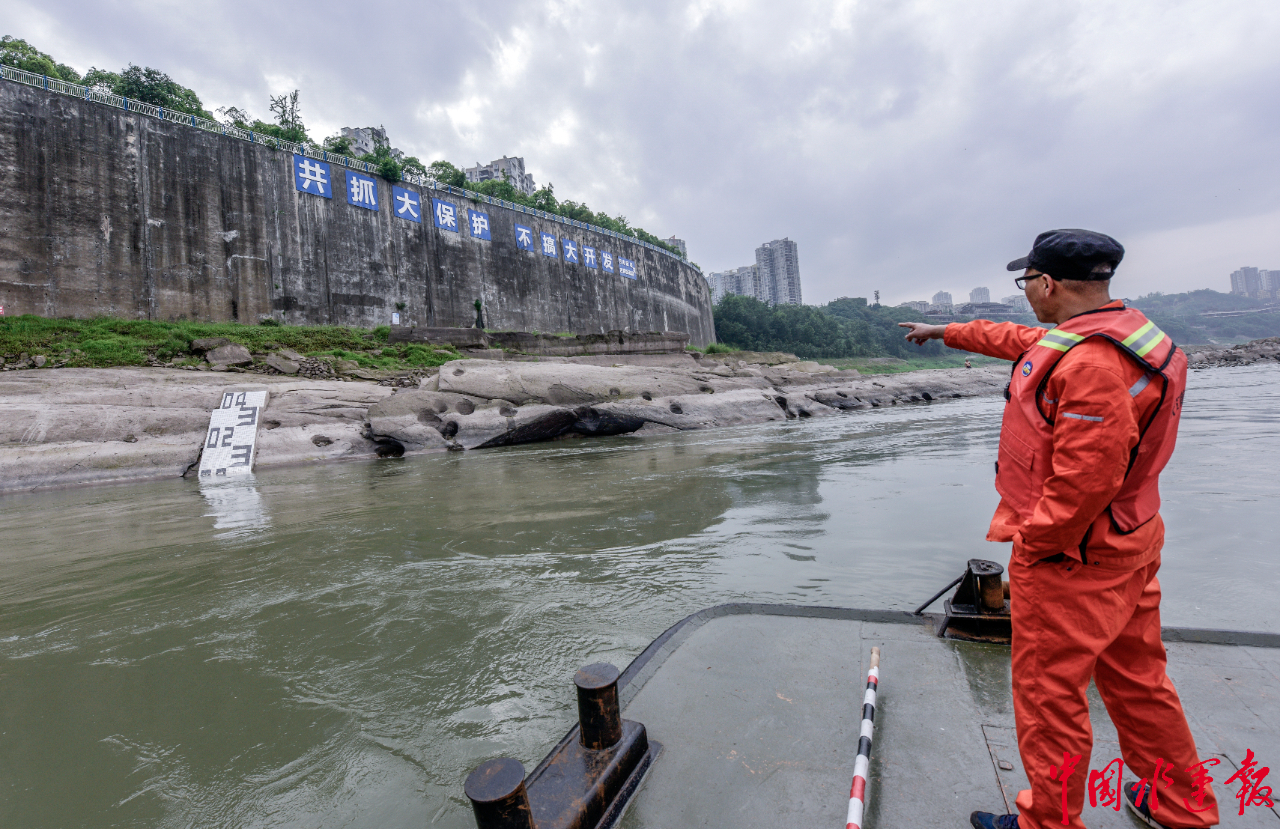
[8,0,1279,304]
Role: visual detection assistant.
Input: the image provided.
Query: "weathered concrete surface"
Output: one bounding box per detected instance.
[0,368,392,493]
[0,79,715,344]
[0,362,1008,493]
[618,609,1280,829]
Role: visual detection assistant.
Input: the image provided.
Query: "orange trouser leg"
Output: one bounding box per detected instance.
[1009,553,1217,829]
[1093,574,1219,827]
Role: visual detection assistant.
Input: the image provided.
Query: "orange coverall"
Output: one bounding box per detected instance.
[946,306,1219,829]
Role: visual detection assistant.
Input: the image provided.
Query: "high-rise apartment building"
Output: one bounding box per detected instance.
[755,238,802,306]
[970,287,991,304]
[1002,294,1032,312]
[664,237,688,257]
[707,265,763,303]
[710,238,802,305]
[464,156,537,196]
[1261,270,1280,299]
[1231,267,1262,297]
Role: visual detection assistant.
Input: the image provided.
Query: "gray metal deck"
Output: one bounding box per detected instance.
[615,606,1280,828]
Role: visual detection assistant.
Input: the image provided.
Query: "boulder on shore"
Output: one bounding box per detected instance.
[206,344,253,366]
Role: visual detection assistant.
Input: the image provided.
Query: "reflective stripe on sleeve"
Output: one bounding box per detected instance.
[1061,412,1104,423]
[1129,374,1153,397]
[1036,328,1086,353]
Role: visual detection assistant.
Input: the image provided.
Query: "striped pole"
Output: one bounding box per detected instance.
[845,647,880,829]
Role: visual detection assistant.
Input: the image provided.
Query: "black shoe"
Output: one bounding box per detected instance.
[1124,781,1175,829]
[969,811,1019,829]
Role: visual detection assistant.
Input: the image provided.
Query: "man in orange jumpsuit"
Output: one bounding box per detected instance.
[900,230,1219,829]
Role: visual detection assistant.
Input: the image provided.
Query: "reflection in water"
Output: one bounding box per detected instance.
[200,477,270,537]
[0,365,1276,829]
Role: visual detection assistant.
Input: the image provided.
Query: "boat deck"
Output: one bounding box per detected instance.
[615,605,1280,828]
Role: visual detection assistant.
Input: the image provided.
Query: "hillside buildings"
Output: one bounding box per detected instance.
[708,238,803,306]
[464,156,537,196]
[707,265,761,303]
[1002,294,1032,312]
[897,291,1031,317]
[1230,266,1280,300]
[664,236,688,257]
[340,126,403,160]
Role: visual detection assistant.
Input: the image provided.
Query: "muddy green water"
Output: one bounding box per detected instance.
[2,365,1277,828]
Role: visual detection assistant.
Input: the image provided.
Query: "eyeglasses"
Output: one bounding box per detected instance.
[1015,274,1050,290]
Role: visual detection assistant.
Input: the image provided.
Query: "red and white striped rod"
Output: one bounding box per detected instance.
[845,646,880,829]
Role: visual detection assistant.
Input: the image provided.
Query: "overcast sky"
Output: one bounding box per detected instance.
[8,0,1280,305]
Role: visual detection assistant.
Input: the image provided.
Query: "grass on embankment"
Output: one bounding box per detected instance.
[0,316,462,370]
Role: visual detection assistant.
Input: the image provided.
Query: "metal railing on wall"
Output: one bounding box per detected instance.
[0,64,696,270]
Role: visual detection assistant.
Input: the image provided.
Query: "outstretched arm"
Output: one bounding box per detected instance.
[899,319,1043,361]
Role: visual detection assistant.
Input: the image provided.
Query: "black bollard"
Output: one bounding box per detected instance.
[465,757,535,829]
[574,662,623,750]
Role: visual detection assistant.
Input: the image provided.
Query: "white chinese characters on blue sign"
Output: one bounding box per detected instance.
[432,199,459,232]
[391,186,421,223]
[583,246,597,268]
[469,210,491,240]
[602,251,615,273]
[515,224,535,251]
[346,170,378,210]
[563,239,578,264]
[293,155,333,198]
[541,233,558,258]
[619,257,637,279]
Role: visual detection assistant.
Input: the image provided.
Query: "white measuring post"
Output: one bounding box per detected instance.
[845,646,880,829]
[198,389,269,479]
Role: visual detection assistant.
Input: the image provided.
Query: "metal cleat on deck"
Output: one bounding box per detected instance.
[464,662,661,829]
[915,559,1012,643]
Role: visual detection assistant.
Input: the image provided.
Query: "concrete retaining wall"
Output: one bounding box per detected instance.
[0,80,715,344]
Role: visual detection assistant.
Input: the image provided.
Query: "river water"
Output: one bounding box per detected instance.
[2,365,1277,828]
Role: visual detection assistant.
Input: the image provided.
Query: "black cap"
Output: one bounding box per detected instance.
[1006,229,1124,281]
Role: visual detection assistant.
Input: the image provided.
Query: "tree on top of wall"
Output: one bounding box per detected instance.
[84,64,212,119]
[0,36,81,83]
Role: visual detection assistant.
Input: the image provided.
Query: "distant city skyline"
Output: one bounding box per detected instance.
[708,238,802,306]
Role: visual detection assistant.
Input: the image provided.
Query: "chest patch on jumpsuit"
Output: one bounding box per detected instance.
[1021,360,1033,377]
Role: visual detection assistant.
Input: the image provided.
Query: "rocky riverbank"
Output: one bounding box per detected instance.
[0,353,1009,494]
[1185,337,1280,368]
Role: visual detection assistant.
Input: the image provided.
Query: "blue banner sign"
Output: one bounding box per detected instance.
[582,245,598,268]
[619,257,637,279]
[468,210,491,240]
[563,239,578,264]
[541,232,558,258]
[602,250,615,273]
[345,170,379,210]
[432,199,459,232]
[515,224,535,251]
[391,186,421,223]
[293,155,333,198]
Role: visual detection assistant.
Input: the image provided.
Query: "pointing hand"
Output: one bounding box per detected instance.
[898,322,948,345]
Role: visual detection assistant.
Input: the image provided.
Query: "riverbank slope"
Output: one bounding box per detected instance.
[0,354,1009,494]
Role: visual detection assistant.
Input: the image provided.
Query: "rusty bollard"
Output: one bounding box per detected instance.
[575,662,623,750]
[464,757,535,829]
[969,559,1006,613]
